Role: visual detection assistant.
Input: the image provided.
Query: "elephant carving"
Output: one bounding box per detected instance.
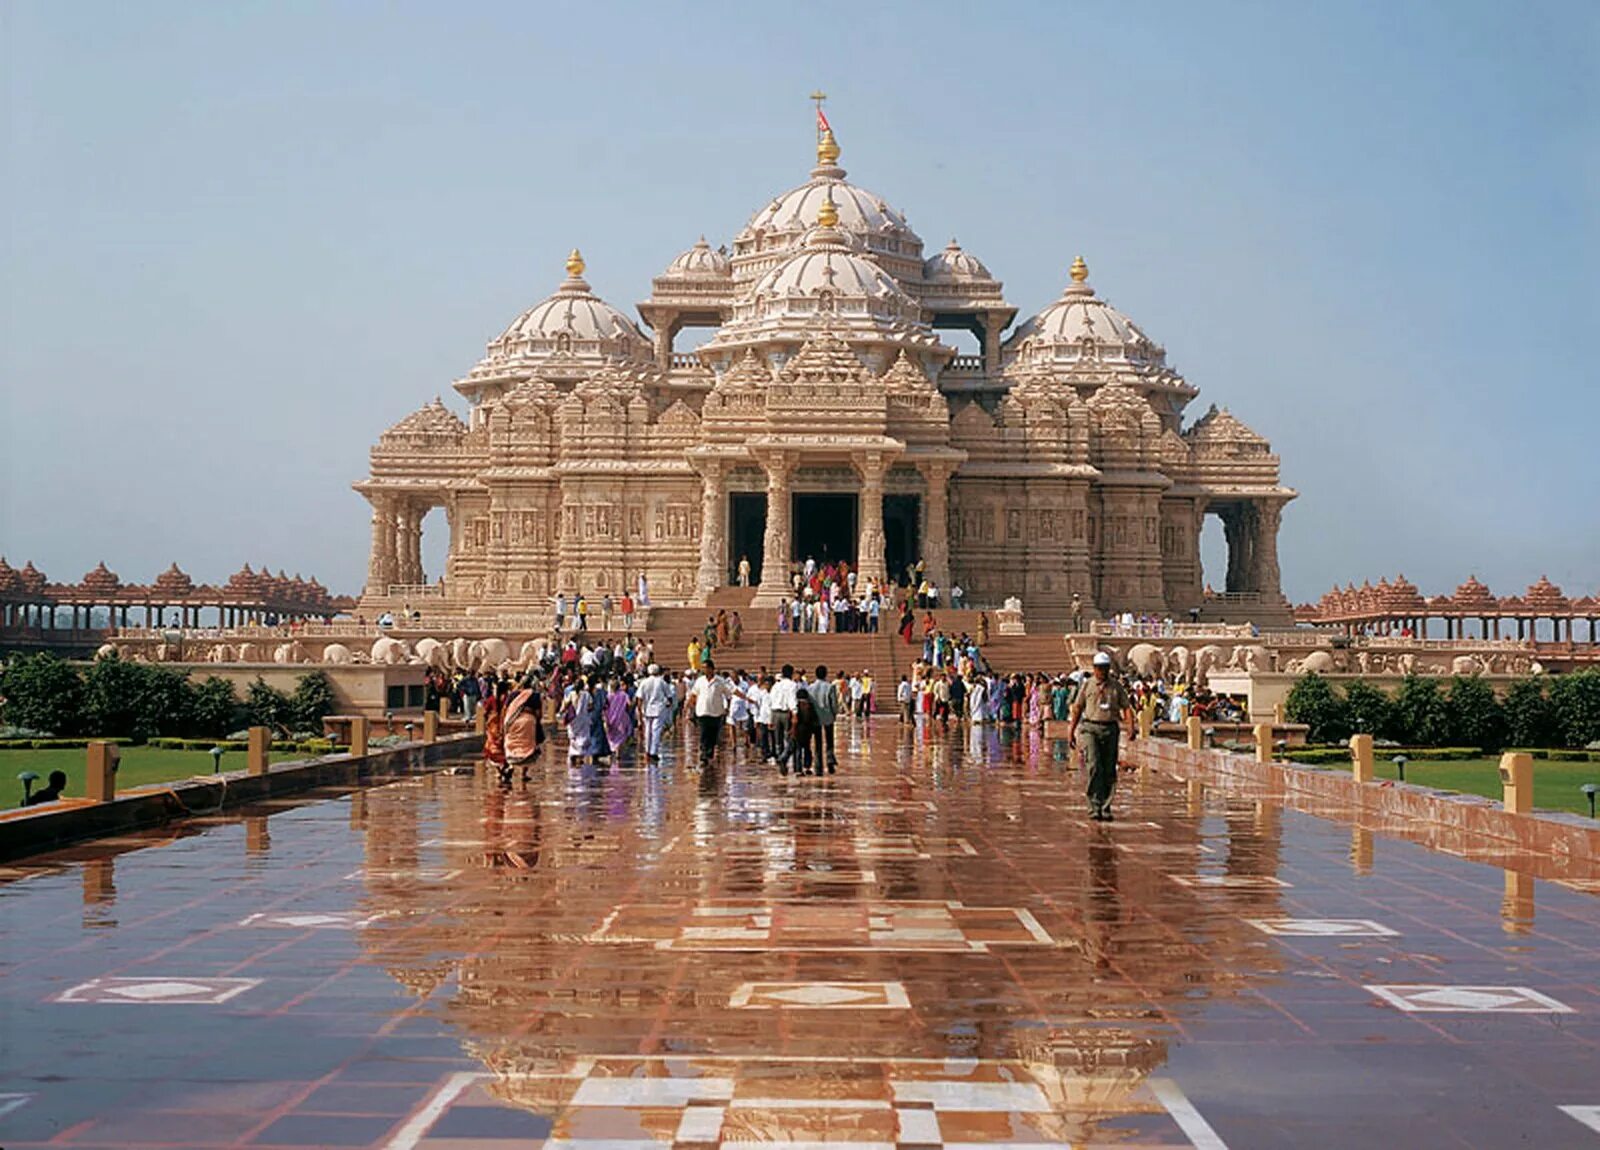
[517,640,543,670]
[1230,644,1270,672]
[273,641,307,665]
[414,637,449,670]
[1287,650,1336,675]
[1451,654,1486,675]
[322,643,353,665]
[371,637,410,665]
[1396,652,1417,675]
[1167,645,1191,679]
[448,637,473,670]
[469,637,511,671]
[1193,644,1227,683]
[208,644,236,664]
[1125,643,1165,679]
[95,643,119,661]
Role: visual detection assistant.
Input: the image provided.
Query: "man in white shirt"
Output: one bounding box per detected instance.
[636,664,675,762]
[766,664,798,767]
[729,671,753,751]
[686,658,746,770]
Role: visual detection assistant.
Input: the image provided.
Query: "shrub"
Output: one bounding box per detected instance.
[0,652,86,736]
[1285,673,1348,743]
[1550,670,1600,748]
[287,671,336,732]
[83,657,192,741]
[244,678,292,732]
[1503,679,1556,748]
[1386,675,1451,746]
[188,676,241,738]
[1342,679,1392,736]
[1444,675,1506,751]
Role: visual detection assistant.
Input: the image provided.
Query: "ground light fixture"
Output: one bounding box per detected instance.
[210,746,225,773]
[1582,783,1598,819]
[18,770,40,803]
[1392,754,1408,783]
[404,722,415,742]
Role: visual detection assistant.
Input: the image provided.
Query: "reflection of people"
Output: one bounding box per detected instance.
[1067,652,1134,821]
[25,770,68,806]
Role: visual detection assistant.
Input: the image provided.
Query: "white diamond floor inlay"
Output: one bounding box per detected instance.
[55,977,262,1005]
[1560,1105,1600,1134]
[1248,918,1397,937]
[1168,874,1291,889]
[731,981,910,1009]
[238,911,377,929]
[1367,984,1574,1013]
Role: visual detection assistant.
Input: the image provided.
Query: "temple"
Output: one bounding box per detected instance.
[355,109,1295,625]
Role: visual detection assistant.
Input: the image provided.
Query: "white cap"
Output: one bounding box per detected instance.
[647,663,659,674]
[1092,652,1113,667]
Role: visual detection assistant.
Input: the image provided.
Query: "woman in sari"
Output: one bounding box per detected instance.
[483,678,508,778]
[603,674,634,756]
[503,674,544,781]
[898,602,915,645]
[731,611,744,646]
[560,678,596,762]
[715,609,731,648]
[589,676,611,761]
[976,611,990,646]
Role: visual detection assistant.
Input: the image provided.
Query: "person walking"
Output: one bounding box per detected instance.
[767,664,797,767]
[686,658,744,771]
[737,554,751,587]
[637,663,674,762]
[806,665,840,774]
[1067,652,1134,821]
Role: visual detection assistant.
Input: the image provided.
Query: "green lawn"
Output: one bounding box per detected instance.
[1370,756,1600,817]
[1,746,303,804]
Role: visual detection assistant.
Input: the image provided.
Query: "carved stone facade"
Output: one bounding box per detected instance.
[356,121,1294,623]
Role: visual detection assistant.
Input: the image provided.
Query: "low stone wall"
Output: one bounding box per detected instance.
[1127,736,1600,865]
[0,733,482,863]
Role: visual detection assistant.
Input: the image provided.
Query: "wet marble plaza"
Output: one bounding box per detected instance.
[2,719,1599,1149]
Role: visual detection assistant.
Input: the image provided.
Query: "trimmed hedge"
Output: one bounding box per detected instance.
[0,737,136,750]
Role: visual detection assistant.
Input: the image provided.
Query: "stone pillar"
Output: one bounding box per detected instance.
[1499,751,1532,815]
[247,727,271,777]
[1185,715,1204,750]
[754,452,793,602]
[1254,722,1273,764]
[422,711,439,744]
[920,462,953,592]
[350,716,370,758]
[694,459,727,598]
[855,453,888,587]
[367,494,398,596]
[85,742,120,802]
[1350,733,1374,783]
[1251,500,1287,605]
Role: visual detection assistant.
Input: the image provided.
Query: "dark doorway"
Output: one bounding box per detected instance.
[792,493,857,567]
[884,494,921,587]
[729,493,767,584]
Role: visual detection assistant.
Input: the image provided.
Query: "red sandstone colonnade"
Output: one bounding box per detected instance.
[1296,574,1600,644]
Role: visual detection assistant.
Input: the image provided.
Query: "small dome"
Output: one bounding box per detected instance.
[80,562,120,594]
[488,251,650,359]
[664,237,731,278]
[1010,259,1156,349]
[923,239,992,282]
[744,223,920,324]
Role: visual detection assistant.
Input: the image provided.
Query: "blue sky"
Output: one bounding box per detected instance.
[3,0,1596,604]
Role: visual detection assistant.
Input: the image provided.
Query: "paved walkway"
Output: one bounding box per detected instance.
[2,719,1599,1148]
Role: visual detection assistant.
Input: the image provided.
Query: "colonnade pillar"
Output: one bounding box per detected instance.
[919,462,953,593]
[694,459,727,598]
[854,453,888,588]
[366,494,400,596]
[753,452,793,604]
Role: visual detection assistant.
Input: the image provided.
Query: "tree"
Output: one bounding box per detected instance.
[0,652,85,735]
[1502,678,1556,748]
[244,678,292,733]
[188,676,241,738]
[1285,673,1349,743]
[1444,674,1505,750]
[1550,670,1600,748]
[288,671,336,733]
[1342,679,1393,736]
[83,657,190,741]
[1387,675,1451,746]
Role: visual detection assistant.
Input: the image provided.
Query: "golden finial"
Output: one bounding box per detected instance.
[817,188,839,229]
[566,248,585,277]
[817,128,840,167]
[1070,255,1089,283]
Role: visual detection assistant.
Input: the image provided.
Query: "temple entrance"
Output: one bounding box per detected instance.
[883,494,920,588]
[728,493,767,585]
[791,493,857,568]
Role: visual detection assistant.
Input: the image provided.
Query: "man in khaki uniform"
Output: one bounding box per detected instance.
[1067,651,1134,821]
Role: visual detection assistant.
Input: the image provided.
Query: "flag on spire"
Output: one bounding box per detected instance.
[817,105,831,133]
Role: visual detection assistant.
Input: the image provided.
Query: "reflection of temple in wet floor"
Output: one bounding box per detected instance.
[2,719,1598,1149]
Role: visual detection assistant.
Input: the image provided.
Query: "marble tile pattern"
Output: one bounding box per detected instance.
[2,718,1600,1149]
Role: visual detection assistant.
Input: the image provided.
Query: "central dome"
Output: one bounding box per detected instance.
[738,218,920,326]
[731,130,924,282]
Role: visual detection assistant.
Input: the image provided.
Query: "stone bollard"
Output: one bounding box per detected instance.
[1185,715,1204,750]
[350,716,370,759]
[1498,751,1533,815]
[247,727,271,777]
[1254,722,1273,764]
[1137,708,1153,741]
[85,741,120,802]
[474,708,487,735]
[422,711,439,744]
[1349,733,1374,783]
[1272,702,1286,725]
[438,697,450,721]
